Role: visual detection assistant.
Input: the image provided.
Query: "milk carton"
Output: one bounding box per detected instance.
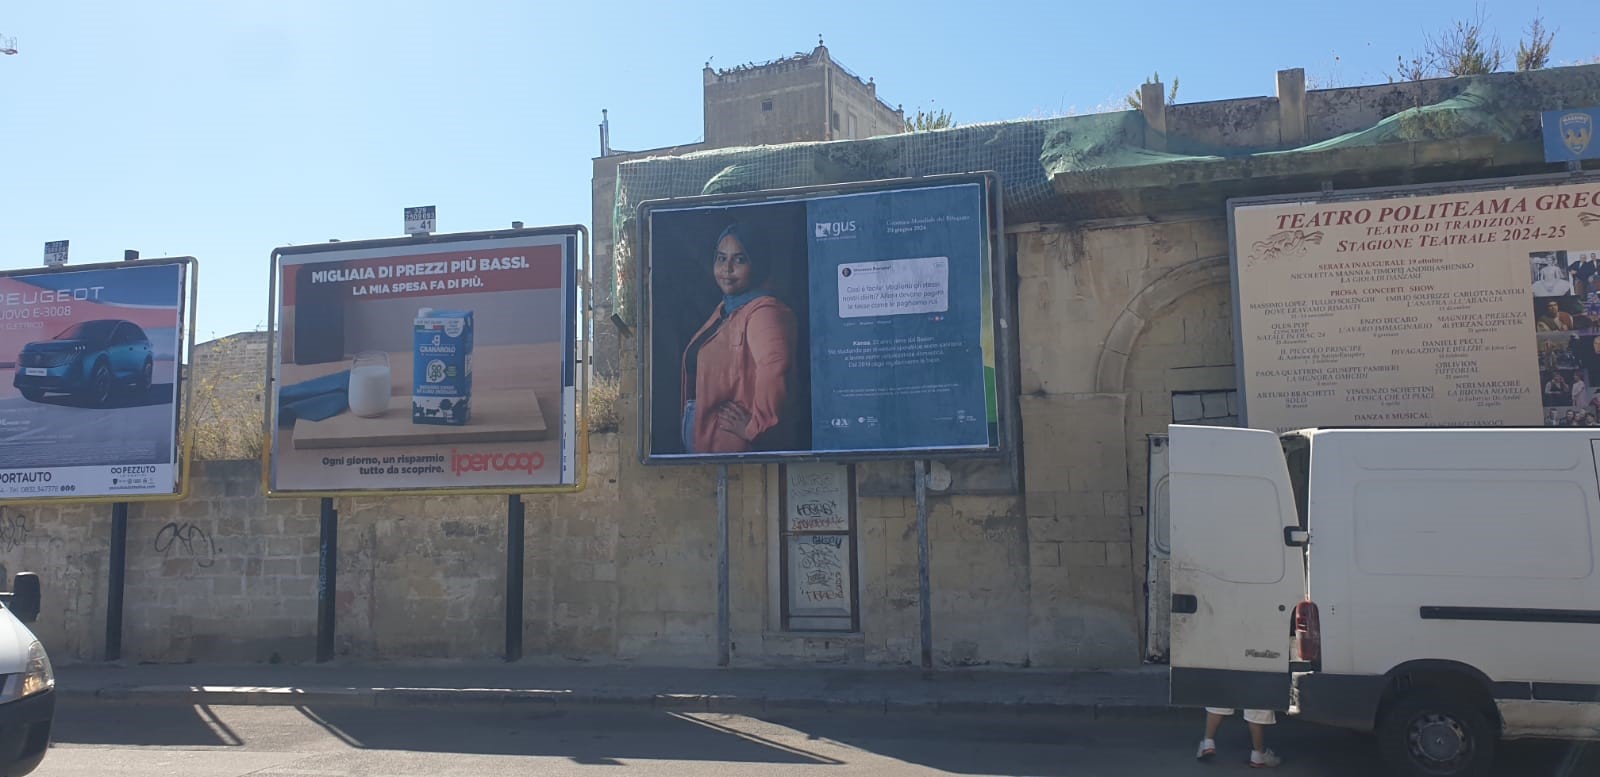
[412,308,473,425]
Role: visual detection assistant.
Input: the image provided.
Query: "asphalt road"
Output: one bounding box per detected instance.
[0,362,177,468]
[32,700,1600,777]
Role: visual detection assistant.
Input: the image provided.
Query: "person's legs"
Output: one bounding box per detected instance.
[1197,708,1230,760]
[1243,710,1281,768]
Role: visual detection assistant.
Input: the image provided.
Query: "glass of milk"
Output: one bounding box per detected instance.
[348,351,392,418]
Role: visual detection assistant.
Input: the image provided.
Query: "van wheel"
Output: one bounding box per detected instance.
[1377,692,1495,777]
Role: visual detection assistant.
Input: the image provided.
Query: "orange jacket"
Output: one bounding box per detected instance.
[681,294,798,453]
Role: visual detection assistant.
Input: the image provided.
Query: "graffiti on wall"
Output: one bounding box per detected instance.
[153,522,217,569]
[0,509,28,553]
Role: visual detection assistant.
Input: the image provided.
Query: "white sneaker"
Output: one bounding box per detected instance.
[1195,738,1216,760]
[1249,749,1282,768]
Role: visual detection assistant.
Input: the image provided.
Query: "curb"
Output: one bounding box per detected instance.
[62,685,1184,720]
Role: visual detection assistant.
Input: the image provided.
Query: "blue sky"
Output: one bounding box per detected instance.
[2,1,1595,343]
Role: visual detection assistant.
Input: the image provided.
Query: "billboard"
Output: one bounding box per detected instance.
[0,258,195,501]
[1230,174,1600,432]
[640,175,1005,463]
[266,227,586,495]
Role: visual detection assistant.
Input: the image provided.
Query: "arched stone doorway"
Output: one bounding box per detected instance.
[1098,255,1236,660]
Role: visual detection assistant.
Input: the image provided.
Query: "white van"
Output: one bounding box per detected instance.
[0,573,54,776]
[1168,424,1600,777]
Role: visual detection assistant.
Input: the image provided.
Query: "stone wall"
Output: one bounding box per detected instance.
[1010,214,1238,665]
[2,214,1235,669]
[704,57,830,149]
[19,208,1252,673]
[0,428,1040,668]
[2,450,634,665]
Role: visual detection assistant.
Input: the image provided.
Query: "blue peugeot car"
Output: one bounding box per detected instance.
[13,320,154,407]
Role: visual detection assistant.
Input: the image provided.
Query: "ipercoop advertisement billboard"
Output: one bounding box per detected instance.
[1231,173,1600,432]
[266,227,585,496]
[0,257,195,502]
[640,175,1005,463]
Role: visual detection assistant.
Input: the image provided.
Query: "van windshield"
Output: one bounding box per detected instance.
[1280,433,1310,529]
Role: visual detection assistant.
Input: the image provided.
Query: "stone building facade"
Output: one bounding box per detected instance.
[703,43,904,147]
[3,64,1596,669]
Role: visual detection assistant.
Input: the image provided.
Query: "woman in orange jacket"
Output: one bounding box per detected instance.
[680,223,799,454]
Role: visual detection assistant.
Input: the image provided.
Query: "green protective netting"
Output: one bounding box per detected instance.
[609,66,1600,328]
[608,114,1093,327]
[1292,79,1529,151]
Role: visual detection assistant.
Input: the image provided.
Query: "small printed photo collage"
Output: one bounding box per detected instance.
[1534,249,1600,426]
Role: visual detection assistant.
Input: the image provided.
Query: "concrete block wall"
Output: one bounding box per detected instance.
[128,469,321,663]
[0,502,109,663]
[336,494,507,660]
[0,451,634,665]
[0,460,321,663]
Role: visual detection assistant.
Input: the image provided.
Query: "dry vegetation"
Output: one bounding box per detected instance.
[186,336,266,461]
[587,372,621,434]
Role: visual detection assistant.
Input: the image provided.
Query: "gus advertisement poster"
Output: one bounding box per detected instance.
[268,231,579,494]
[0,260,189,500]
[1232,176,1600,431]
[645,180,999,462]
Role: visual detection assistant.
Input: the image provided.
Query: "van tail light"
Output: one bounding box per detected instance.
[1293,600,1321,664]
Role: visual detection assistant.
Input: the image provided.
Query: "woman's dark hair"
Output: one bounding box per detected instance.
[713,223,772,287]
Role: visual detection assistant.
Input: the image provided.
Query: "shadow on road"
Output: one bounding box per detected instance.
[291,705,845,765]
[47,701,1600,776]
[743,712,1600,777]
[54,703,843,766]
[53,703,241,747]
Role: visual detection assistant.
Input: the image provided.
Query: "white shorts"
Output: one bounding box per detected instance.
[1205,708,1276,725]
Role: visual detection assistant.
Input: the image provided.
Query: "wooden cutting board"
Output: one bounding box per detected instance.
[292,390,548,450]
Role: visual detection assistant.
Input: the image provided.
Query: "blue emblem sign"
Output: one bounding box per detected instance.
[1543,108,1598,163]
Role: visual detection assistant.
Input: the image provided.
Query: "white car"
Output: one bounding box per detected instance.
[0,574,54,776]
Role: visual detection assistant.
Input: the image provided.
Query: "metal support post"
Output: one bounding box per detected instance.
[316,497,338,663]
[915,460,932,670]
[505,494,525,661]
[105,249,140,661]
[105,502,128,660]
[716,465,730,667]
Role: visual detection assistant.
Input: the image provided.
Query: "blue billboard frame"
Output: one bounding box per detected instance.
[635,172,1015,466]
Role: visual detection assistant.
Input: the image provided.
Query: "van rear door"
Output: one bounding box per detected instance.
[1168,424,1305,711]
